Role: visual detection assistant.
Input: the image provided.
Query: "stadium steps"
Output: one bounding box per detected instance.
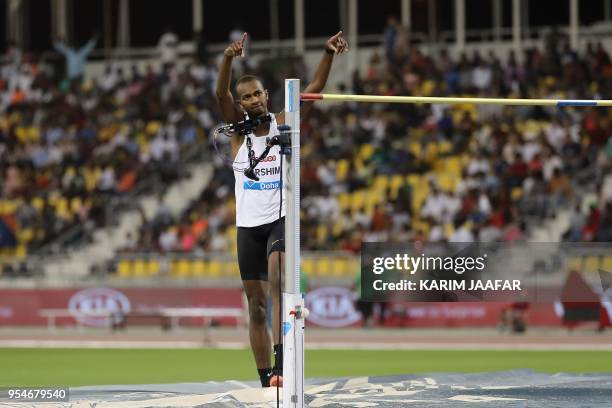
[43,163,214,281]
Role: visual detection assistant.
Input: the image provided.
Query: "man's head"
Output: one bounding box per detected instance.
[235,75,269,118]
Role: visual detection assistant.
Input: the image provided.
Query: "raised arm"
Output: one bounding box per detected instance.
[215,32,247,124]
[278,31,348,122]
[78,36,98,58]
[53,39,70,56]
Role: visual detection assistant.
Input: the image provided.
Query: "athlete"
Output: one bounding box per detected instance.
[215,31,348,387]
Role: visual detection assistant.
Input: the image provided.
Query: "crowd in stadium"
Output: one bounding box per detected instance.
[128,26,612,254]
[0,37,218,254]
[2,22,612,260]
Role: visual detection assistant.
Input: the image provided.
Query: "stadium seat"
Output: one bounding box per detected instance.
[117,260,132,278]
[358,144,375,162]
[566,257,582,271]
[350,190,366,212]
[132,260,147,277]
[222,261,239,277]
[337,192,351,211]
[373,175,389,192]
[389,175,404,199]
[331,258,349,277]
[336,159,349,182]
[15,245,26,259]
[146,259,161,276]
[511,187,523,200]
[301,258,315,276]
[191,260,206,277]
[316,257,332,277]
[602,256,612,272]
[207,261,222,277]
[583,256,599,273]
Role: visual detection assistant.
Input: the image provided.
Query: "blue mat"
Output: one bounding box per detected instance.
[31,370,612,407]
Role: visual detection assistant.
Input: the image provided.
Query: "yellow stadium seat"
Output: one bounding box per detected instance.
[176,259,192,277]
[359,144,375,161]
[583,256,599,273]
[389,174,405,199]
[409,141,422,157]
[511,187,523,200]
[191,260,206,277]
[17,228,33,244]
[15,245,26,259]
[15,126,27,143]
[445,156,463,174]
[336,193,350,211]
[373,175,389,192]
[55,198,71,220]
[437,173,456,192]
[350,190,366,212]
[425,143,439,161]
[566,257,582,272]
[207,261,222,277]
[27,126,40,142]
[316,257,332,277]
[132,260,147,277]
[32,197,44,212]
[444,223,455,239]
[70,197,83,212]
[367,189,383,205]
[331,258,349,277]
[336,159,349,182]
[412,219,430,235]
[420,80,435,96]
[146,260,161,276]
[602,256,612,273]
[332,221,343,237]
[390,174,404,189]
[223,261,239,277]
[438,141,453,155]
[301,258,315,277]
[117,260,132,278]
[348,258,360,274]
[406,174,421,188]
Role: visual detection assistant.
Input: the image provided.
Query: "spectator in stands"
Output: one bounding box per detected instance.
[53,35,98,81]
[564,203,586,241]
[158,27,179,68]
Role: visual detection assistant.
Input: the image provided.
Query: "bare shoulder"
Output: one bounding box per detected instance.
[275,111,285,125]
[230,134,245,160]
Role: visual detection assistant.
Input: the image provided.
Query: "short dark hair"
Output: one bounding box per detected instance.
[235,75,262,88]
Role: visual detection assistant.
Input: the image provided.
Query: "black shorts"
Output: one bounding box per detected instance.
[237,217,285,281]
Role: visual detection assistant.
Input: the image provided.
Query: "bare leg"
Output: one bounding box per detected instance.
[268,251,285,344]
[242,280,271,368]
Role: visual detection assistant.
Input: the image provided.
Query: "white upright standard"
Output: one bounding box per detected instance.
[282,78,305,407]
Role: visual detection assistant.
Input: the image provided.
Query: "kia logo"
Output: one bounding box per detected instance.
[305,287,361,327]
[68,288,131,327]
[261,155,276,162]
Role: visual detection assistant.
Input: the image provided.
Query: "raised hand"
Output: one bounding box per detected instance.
[325,31,349,55]
[224,32,247,57]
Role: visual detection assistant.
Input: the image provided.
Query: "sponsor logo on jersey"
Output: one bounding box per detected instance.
[243,180,282,190]
[261,155,276,162]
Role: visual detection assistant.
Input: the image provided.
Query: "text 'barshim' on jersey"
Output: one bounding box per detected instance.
[253,166,281,177]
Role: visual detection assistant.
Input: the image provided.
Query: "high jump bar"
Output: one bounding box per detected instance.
[300,93,612,107]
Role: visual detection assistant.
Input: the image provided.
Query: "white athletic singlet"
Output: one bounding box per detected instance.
[233,113,286,227]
